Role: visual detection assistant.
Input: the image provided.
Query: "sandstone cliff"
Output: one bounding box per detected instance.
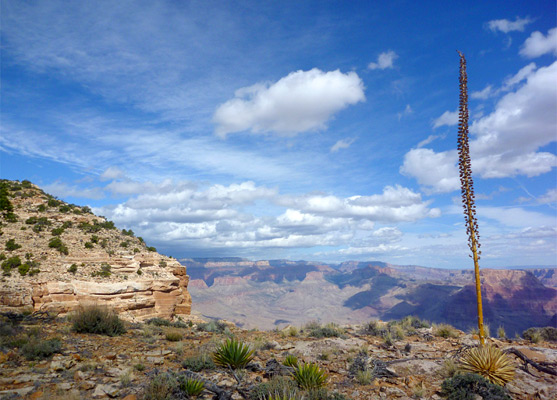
[0,179,191,321]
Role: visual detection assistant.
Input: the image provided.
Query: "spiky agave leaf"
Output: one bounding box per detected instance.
[291,362,328,390]
[177,376,205,397]
[212,338,254,369]
[283,355,299,368]
[459,345,515,386]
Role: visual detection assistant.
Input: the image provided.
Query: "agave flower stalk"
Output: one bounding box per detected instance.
[457,51,485,345]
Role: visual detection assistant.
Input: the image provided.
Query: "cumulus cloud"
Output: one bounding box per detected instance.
[537,188,557,205]
[432,110,458,128]
[520,27,557,58]
[213,69,365,137]
[100,166,126,181]
[486,17,532,33]
[368,50,398,70]
[330,138,356,153]
[402,61,557,192]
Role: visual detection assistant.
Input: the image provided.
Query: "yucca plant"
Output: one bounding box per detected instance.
[212,338,254,369]
[177,376,205,397]
[457,51,485,345]
[292,362,328,390]
[283,355,299,368]
[459,345,515,386]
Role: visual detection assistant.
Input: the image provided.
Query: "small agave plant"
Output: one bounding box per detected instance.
[291,362,328,390]
[459,345,515,386]
[212,338,254,369]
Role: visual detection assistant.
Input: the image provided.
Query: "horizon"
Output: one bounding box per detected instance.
[1,1,556,268]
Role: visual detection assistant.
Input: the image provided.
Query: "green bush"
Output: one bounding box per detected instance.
[68,264,78,274]
[48,237,69,255]
[21,337,62,360]
[59,205,71,213]
[90,235,99,243]
[361,320,386,337]
[0,253,5,261]
[47,198,60,207]
[18,263,30,276]
[292,362,328,390]
[523,327,557,342]
[182,353,216,371]
[441,373,511,400]
[2,255,21,275]
[37,204,47,212]
[212,338,254,369]
[142,372,177,400]
[120,241,129,248]
[84,242,94,249]
[147,246,157,252]
[71,305,126,336]
[51,227,65,236]
[165,329,183,341]
[92,263,111,277]
[5,239,21,251]
[122,229,134,236]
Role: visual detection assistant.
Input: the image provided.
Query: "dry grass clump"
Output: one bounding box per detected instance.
[459,345,515,386]
[433,323,459,338]
[70,304,126,336]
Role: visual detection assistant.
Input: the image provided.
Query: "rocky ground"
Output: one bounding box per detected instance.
[0,312,555,400]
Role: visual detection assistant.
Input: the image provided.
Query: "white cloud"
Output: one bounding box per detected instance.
[487,17,532,33]
[338,243,406,255]
[471,85,495,100]
[330,138,356,153]
[433,110,458,129]
[368,50,398,70]
[520,27,557,58]
[402,61,557,193]
[400,149,460,193]
[397,104,413,120]
[213,69,365,137]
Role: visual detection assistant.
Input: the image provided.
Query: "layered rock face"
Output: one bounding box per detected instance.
[0,180,191,321]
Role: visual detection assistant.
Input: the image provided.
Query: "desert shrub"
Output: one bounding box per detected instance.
[120,241,129,248]
[122,229,134,236]
[90,235,99,243]
[18,262,30,276]
[71,305,126,336]
[283,355,299,368]
[439,358,459,378]
[37,204,47,212]
[459,345,514,386]
[441,373,511,400]
[48,237,69,255]
[522,326,557,342]
[134,248,141,253]
[292,362,328,390]
[21,180,32,188]
[497,326,506,339]
[197,320,227,333]
[47,198,60,207]
[182,353,216,371]
[165,329,183,342]
[21,337,62,360]
[159,260,167,268]
[84,242,94,249]
[2,255,21,275]
[212,338,254,369]
[147,246,157,252]
[92,263,111,277]
[147,317,173,327]
[306,388,349,400]
[249,376,299,400]
[355,369,374,384]
[68,264,78,274]
[59,205,71,213]
[433,323,459,338]
[306,322,344,338]
[5,239,21,251]
[51,227,65,236]
[0,253,6,261]
[142,372,177,400]
[361,320,386,336]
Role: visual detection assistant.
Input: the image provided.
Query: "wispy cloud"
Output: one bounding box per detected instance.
[486,17,533,33]
[368,50,398,70]
[432,110,458,129]
[330,138,357,153]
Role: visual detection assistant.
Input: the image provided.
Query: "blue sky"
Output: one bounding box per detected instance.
[1,0,556,268]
